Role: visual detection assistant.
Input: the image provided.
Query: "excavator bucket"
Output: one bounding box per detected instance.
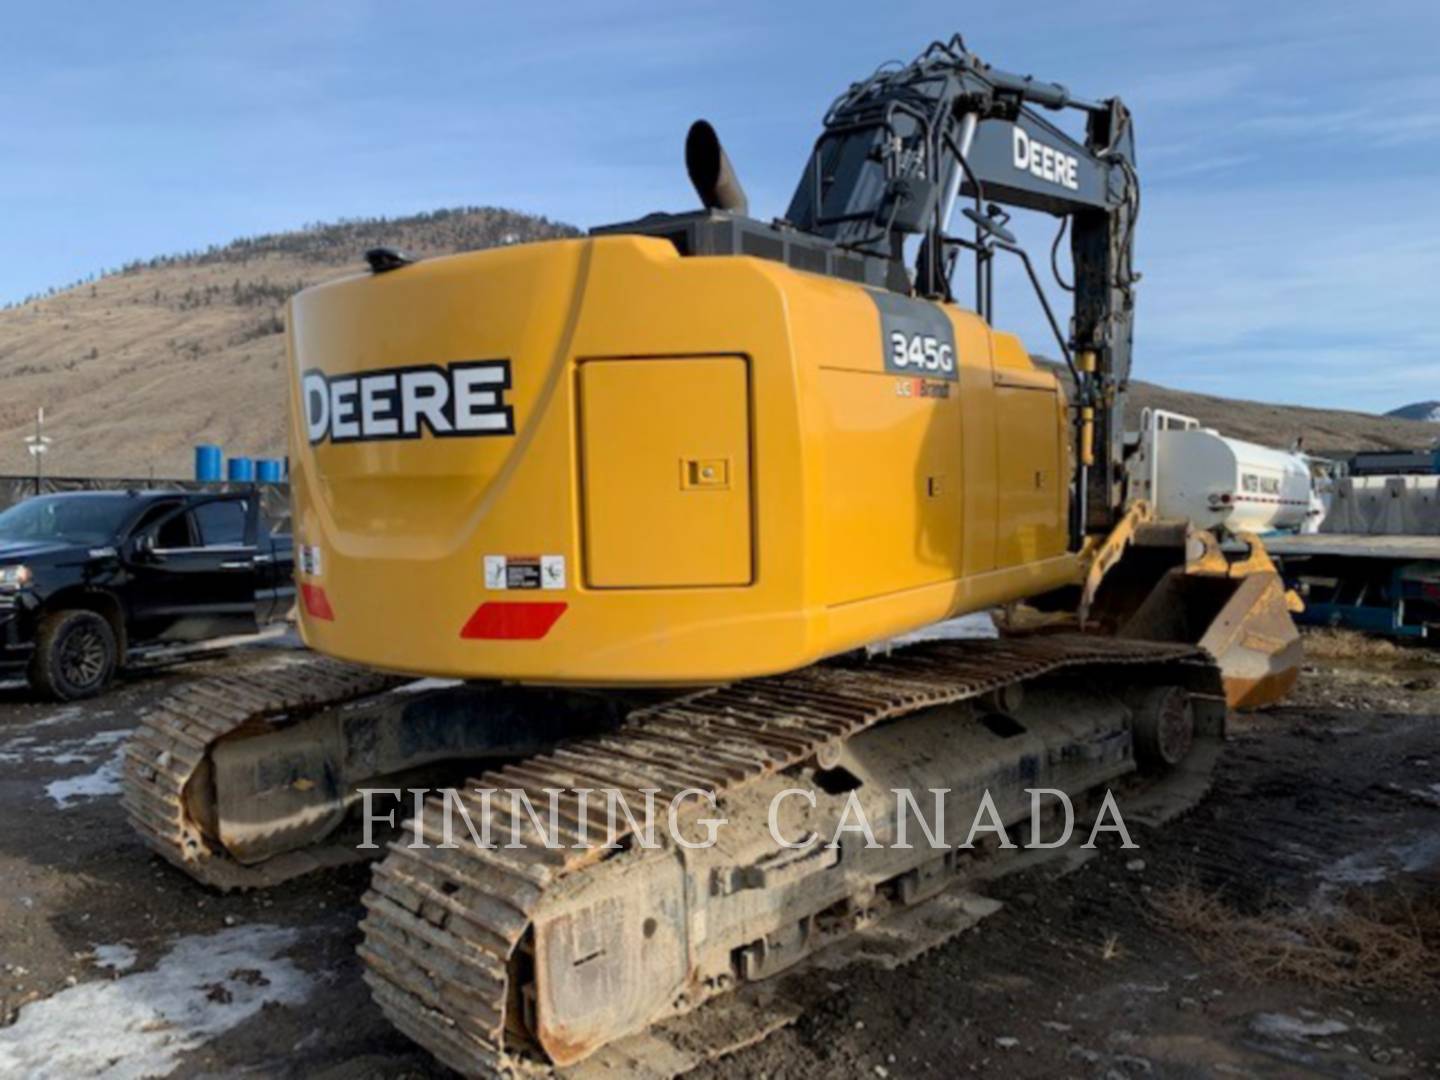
[1081,508,1304,710]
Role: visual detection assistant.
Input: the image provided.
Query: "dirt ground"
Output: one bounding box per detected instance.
[0,634,1436,1078]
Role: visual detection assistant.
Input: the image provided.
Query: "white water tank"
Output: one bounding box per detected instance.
[1130,409,1314,533]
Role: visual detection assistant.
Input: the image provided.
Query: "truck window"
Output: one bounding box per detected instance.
[193,500,249,547]
[0,494,142,544]
[154,511,194,549]
[130,501,182,538]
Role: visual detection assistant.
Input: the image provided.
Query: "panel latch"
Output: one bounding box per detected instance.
[682,458,731,490]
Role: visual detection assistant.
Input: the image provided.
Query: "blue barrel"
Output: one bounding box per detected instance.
[194,444,223,482]
[226,456,255,482]
[255,458,284,483]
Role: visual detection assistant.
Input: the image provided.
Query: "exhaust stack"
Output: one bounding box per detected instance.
[685,120,748,215]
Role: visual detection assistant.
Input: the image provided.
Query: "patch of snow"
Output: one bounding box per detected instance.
[1318,831,1440,891]
[0,725,134,807]
[872,612,999,653]
[12,705,90,732]
[0,925,311,1079]
[1116,981,1170,995]
[264,647,312,664]
[1397,831,1440,874]
[1,727,126,767]
[92,945,137,972]
[45,742,126,808]
[1250,1012,1350,1041]
[1317,851,1389,887]
[392,677,466,695]
[49,730,130,766]
[0,704,106,738]
[247,640,315,668]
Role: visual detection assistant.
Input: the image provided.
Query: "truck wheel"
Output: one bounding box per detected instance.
[28,610,119,701]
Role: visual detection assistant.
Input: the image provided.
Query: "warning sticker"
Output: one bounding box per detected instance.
[484,554,566,591]
[299,544,323,577]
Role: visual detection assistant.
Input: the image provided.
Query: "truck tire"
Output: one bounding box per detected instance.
[28,610,119,701]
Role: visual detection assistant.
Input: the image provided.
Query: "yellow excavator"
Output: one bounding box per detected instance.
[122,34,1301,1075]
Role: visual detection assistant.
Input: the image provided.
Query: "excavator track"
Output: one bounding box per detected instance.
[121,655,408,891]
[358,634,1226,1077]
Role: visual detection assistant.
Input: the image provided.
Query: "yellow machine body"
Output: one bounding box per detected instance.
[287,235,1078,683]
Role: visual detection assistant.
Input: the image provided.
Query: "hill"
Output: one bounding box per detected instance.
[1039,362,1439,458]
[1125,379,1438,456]
[1,211,1434,476]
[0,208,577,477]
[1386,401,1440,424]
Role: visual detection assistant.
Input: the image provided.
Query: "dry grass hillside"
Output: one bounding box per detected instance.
[1,209,1433,477]
[1039,362,1438,458]
[0,208,576,477]
[1125,381,1437,457]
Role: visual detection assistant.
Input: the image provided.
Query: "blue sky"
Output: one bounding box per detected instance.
[3,1,1437,412]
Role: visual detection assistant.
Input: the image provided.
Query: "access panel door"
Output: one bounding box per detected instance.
[579,357,752,588]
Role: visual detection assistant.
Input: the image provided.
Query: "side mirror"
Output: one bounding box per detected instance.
[962,205,1017,245]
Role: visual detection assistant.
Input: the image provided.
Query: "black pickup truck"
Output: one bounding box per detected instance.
[0,489,293,699]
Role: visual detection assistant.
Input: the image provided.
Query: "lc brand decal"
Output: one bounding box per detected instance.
[302,360,514,445]
[869,291,959,381]
[895,377,951,399]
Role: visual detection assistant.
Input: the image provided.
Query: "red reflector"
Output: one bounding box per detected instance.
[301,583,335,621]
[461,601,567,640]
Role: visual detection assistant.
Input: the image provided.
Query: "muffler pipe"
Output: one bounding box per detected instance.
[685,119,748,215]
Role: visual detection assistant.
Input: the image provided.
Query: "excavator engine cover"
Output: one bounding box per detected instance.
[286,235,1077,686]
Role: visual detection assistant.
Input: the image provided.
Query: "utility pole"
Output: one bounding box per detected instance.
[24,407,52,495]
